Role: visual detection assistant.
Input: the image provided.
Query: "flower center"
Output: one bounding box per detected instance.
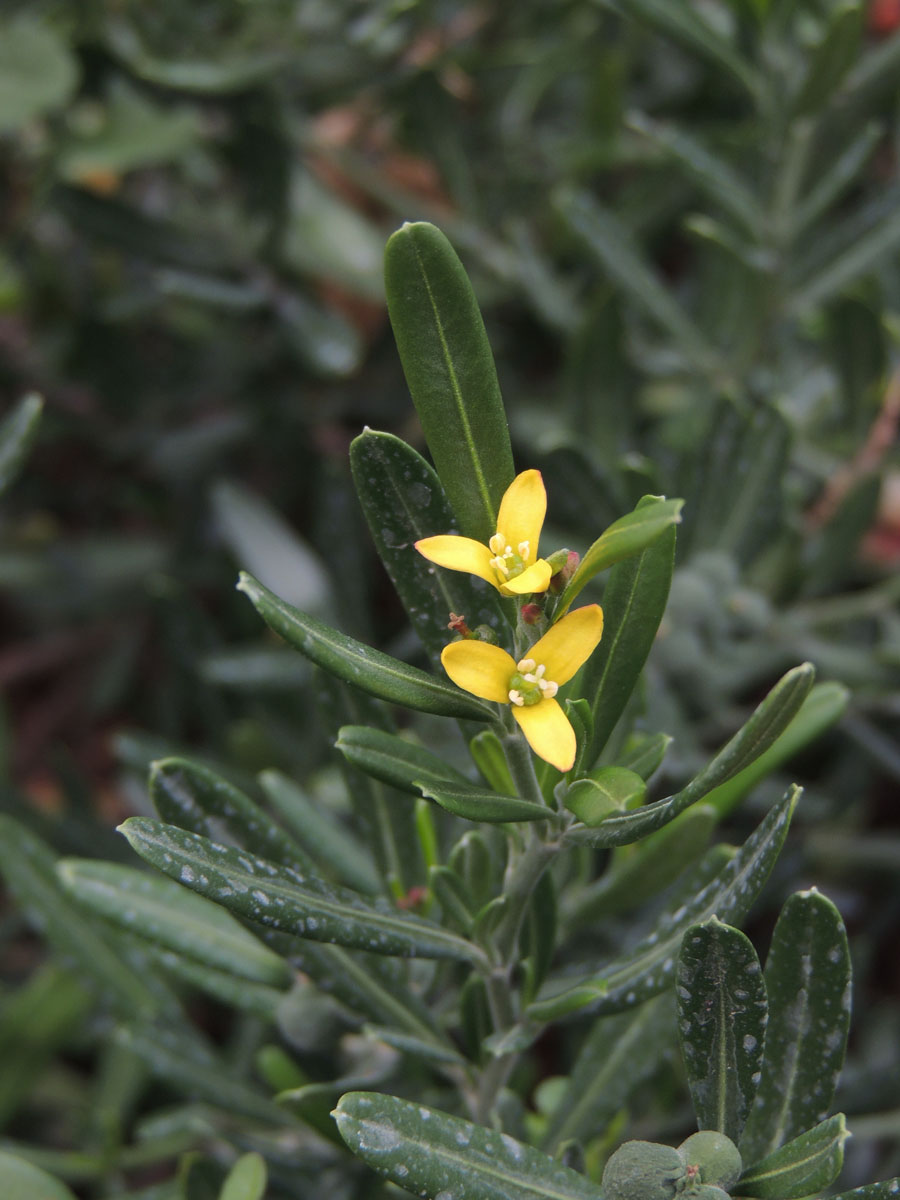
[489,531,531,582]
[507,657,559,707]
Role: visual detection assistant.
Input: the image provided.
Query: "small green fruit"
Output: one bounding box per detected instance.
[602,1140,687,1200]
[678,1131,743,1190]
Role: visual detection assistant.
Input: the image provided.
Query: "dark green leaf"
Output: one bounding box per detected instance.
[119,817,482,964]
[528,787,798,1021]
[384,221,515,543]
[237,572,494,720]
[792,4,862,115]
[740,890,851,1161]
[677,918,767,1141]
[416,778,552,823]
[828,1181,900,1200]
[557,496,683,615]
[334,1091,606,1199]
[0,394,42,497]
[735,1115,849,1198]
[567,664,814,848]
[150,757,313,871]
[616,732,673,780]
[580,501,677,764]
[56,859,291,988]
[336,725,470,796]
[350,429,507,668]
[0,1152,78,1200]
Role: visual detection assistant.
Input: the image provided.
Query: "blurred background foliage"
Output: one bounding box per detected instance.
[1,0,900,1196]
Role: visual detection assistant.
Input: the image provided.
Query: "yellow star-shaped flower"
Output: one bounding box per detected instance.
[441,605,604,772]
[415,470,553,596]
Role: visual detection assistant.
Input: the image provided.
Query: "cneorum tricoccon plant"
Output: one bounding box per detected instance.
[39,224,897,1199]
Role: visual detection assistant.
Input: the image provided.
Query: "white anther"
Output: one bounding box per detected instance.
[534,663,546,678]
[539,681,558,698]
[523,673,538,683]
[504,545,514,557]
[490,556,510,576]
[508,689,525,706]
[517,541,530,558]
[489,532,506,555]
[517,658,536,672]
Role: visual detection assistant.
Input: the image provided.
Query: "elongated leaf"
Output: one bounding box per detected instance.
[384,221,514,543]
[567,663,814,848]
[150,756,313,871]
[828,1182,900,1200]
[57,859,291,987]
[0,394,42,497]
[792,123,881,237]
[258,769,381,896]
[792,4,862,116]
[237,572,494,721]
[702,682,849,817]
[580,500,677,764]
[556,189,720,374]
[557,496,683,615]
[0,817,167,1017]
[416,778,551,823]
[617,731,673,779]
[119,817,482,964]
[334,1091,605,1200]
[148,950,284,1019]
[336,725,470,796]
[735,1115,849,1198]
[350,429,507,668]
[0,1152,78,1200]
[528,787,798,1021]
[740,890,851,1161]
[541,994,674,1153]
[626,112,762,236]
[677,918,767,1141]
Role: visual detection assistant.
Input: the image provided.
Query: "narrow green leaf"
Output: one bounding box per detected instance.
[677,918,767,1141]
[258,769,381,896]
[469,729,516,794]
[828,1181,900,1200]
[147,951,284,1020]
[626,112,763,236]
[0,394,42,497]
[237,572,494,721]
[568,804,717,924]
[702,682,849,817]
[119,817,482,964]
[735,1115,849,1198]
[0,1152,78,1200]
[0,816,167,1018]
[556,189,720,374]
[520,870,557,1001]
[416,778,551,824]
[362,1025,467,1067]
[334,1091,606,1200]
[336,725,470,796]
[557,496,683,615]
[150,757,312,871]
[740,890,851,1161]
[429,865,476,933]
[541,995,674,1154]
[791,123,881,237]
[350,429,507,668]
[616,731,673,780]
[57,859,291,988]
[219,1152,267,1200]
[567,664,814,848]
[528,787,798,1022]
[384,221,514,543]
[580,502,677,764]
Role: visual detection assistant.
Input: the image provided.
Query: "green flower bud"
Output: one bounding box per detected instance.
[678,1131,743,1190]
[602,1140,687,1200]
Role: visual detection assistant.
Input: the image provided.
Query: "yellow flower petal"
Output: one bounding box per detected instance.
[528,605,604,685]
[500,558,553,596]
[513,697,576,771]
[496,470,546,564]
[415,535,499,589]
[441,640,516,703]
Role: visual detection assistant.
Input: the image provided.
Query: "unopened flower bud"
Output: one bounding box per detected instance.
[547,548,580,593]
[473,624,498,644]
[520,603,543,625]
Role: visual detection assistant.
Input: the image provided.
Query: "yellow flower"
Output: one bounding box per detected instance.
[441,605,604,772]
[415,469,553,596]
